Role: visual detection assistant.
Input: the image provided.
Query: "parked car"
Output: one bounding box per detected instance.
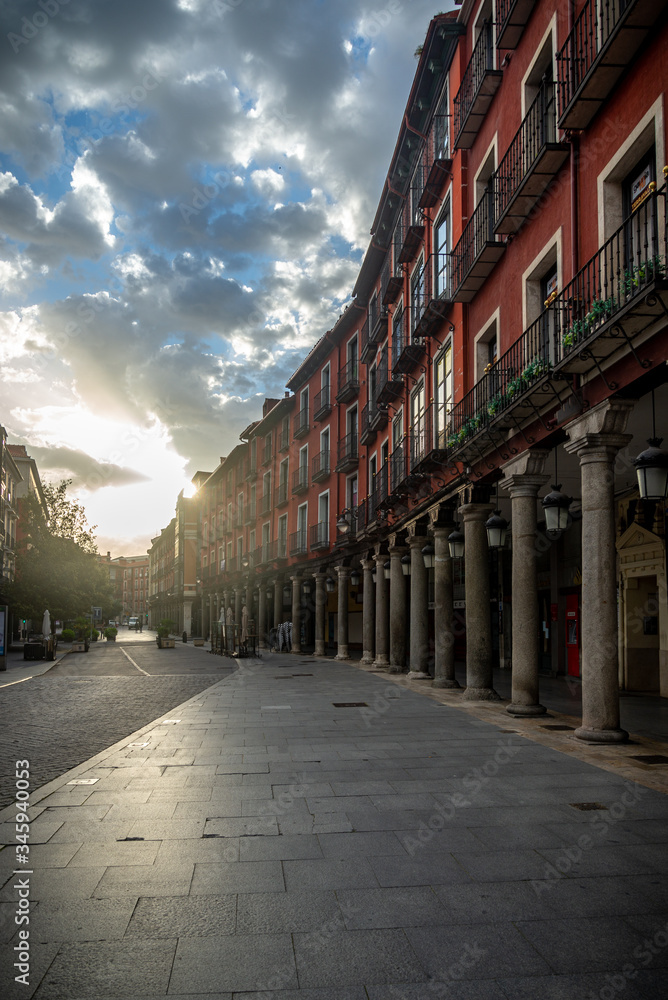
[128,617,139,629]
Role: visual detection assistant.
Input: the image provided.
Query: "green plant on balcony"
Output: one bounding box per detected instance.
[487,393,503,417]
[623,254,665,295]
[522,357,552,381]
[562,294,617,349]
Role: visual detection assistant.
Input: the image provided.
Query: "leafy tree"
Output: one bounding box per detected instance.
[7,479,119,624]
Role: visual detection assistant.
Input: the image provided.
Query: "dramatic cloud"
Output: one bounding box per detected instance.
[0,0,454,551]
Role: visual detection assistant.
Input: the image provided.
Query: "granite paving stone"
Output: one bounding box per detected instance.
[93,862,194,898]
[190,860,285,894]
[126,894,236,937]
[17,898,136,942]
[236,890,342,934]
[170,934,297,993]
[282,858,379,891]
[335,886,449,929]
[404,923,551,980]
[29,939,177,998]
[514,915,668,973]
[292,928,427,988]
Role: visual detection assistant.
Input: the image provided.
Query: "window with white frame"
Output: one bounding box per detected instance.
[434,342,453,449]
[278,514,288,558]
[434,200,451,298]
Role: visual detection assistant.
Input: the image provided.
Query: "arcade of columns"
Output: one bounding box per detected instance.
[200,400,634,745]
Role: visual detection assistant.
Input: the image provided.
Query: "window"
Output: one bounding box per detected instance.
[433,84,449,160]
[410,256,425,336]
[435,343,453,449]
[318,491,329,539]
[347,475,358,510]
[410,379,426,466]
[321,363,330,389]
[434,202,451,298]
[278,514,288,558]
[347,406,358,440]
[262,521,271,560]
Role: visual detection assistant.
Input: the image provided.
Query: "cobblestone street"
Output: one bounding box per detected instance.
[0,638,231,809]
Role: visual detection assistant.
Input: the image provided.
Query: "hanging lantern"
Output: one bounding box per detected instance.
[421,543,435,568]
[301,581,311,595]
[325,576,336,593]
[634,439,668,500]
[283,584,291,601]
[371,566,377,583]
[336,512,351,534]
[541,484,572,535]
[383,559,391,580]
[265,587,273,599]
[485,510,509,549]
[241,553,249,569]
[401,554,411,576]
[350,568,361,587]
[448,527,465,559]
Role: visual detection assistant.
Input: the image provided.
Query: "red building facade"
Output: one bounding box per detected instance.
[197,1,668,740]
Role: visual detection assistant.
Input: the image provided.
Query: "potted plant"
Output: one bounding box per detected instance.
[72,619,91,653]
[104,626,117,641]
[156,619,176,648]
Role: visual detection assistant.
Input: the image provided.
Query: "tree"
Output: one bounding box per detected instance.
[7,479,119,624]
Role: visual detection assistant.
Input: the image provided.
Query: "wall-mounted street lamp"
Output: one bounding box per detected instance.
[266,587,273,599]
[448,527,465,559]
[421,543,435,569]
[325,577,336,593]
[336,510,352,534]
[301,581,311,596]
[241,553,249,570]
[350,568,361,587]
[541,451,572,536]
[634,391,668,500]
[371,566,377,583]
[401,554,411,576]
[383,560,391,580]
[485,510,509,549]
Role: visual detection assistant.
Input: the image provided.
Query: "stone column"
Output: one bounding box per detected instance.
[313,571,327,656]
[234,587,242,627]
[565,398,634,743]
[361,559,375,664]
[258,584,268,650]
[291,575,302,654]
[460,500,500,701]
[335,565,350,660]
[408,533,430,678]
[373,553,389,668]
[500,450,550,716]
[432,521,460,688]
[273,578,283,630]
[388,543,408,673]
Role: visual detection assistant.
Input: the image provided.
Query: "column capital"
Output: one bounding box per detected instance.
[500,473,550,499]
[373,552,388,565]
[406,519,429,540]
[312,570,327,582]
[429,503,457,530]
[386,531,407,549]
[500,448,550,482]
[290,574,301,583]
[459,501,494,524]
[408,533,427,550]
[361,558,375,571]
[564,398,635,456]
[388,544,409,557]
[336,564,350,579]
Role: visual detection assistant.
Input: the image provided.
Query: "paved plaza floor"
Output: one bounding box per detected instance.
[0,647,667,998]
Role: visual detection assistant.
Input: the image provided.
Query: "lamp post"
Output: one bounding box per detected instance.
[633,391,668,499]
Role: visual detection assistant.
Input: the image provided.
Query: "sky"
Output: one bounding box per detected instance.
[0,0,455,556]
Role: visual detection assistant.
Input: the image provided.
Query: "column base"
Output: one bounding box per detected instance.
[314,642,325,656]
[372,657,389,670]
[462,687,501,702]
[335,648,350,661]
[574,725,629,744]
[361,653,375,664]
[506,702,547,717]
[432,677,461,689]
[388,664,405,674]
[406,670,432,680]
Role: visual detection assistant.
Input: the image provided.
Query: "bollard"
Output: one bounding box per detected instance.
[182,631,187,643]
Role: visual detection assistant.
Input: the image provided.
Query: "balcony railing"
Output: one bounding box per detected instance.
[557,0,660,131]
[368,293,388,347]
[336,358,360,403]
[314,384,332,420]
[389,438,407,494]
[419,116,452,210]
[377,345,404,406]
[262,442,272,466]
[234,506,245,528]
[454,20,502,149]
[397,190,425,265]
[260,492,272,515]
[246,458,257,481]
[244,499,256,523]
[275,481,289,507]
[452,187,505,302]
[392,307,424,375]
[382,249,402,305]
[312,448,330,482]
[372,461,389,514]
[495,0,536,50]
[412,252,453,339]
[447,185,668,457]
[360,402,376,446]
[360,315,375,365]
[336,431,359,473]
[289,529,308,557]
[493,81,568,235]
[292,466,309,495]
[310,521,330,551]
[293,406,309,439]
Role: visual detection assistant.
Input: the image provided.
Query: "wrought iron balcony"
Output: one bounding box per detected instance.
[279,425,290,452]
[495,0,536,50]
[245,459,257,481]
[360,402,376,446]
[244,499,256,524]
[411,252,453,339]
[310,521,330,551]
[262,441,272,466]
[454,20,503,149]
[336,358,360,403]
[293,406,309,439]
[368,294,389,348]
[446,184,668,461]
[493,82,568,235]
[312,448,330,483]
[408,402,448,475]
[382,249,403,306]
[397,189,425,266]
[234,506,245,528]
[336,431,359,473]
[392,308,425,375]
[275,481,289,508]
[292,466,309,495]
[260,492,272,515]
[314,384,332,421]
[372,461,390,513]
[557,0,661,131]
[419,116,452,210]
[452,188,505,302]
[389,438,407,494]
[376,345,404,406]
[360,316,375,366]
[289,529,308,557]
